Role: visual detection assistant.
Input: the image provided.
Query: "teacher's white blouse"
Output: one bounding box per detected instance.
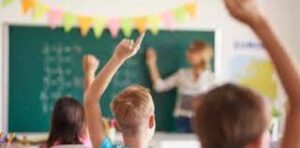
[154,68,217,118]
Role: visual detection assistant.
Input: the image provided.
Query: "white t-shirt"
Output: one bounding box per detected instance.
[154,68,217,117]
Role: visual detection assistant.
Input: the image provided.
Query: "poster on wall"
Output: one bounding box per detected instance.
[228,41,285,115]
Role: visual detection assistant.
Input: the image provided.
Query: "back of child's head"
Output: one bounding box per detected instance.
[188,41,213,69]
[111,85,155,137]
[195,84,270,148]
[47,96,85,147]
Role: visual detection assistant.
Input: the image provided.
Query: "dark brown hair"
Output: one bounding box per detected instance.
[195,84,269,148]
[111,85,154,137]
[188,41,213,69]
[47,96,85,147]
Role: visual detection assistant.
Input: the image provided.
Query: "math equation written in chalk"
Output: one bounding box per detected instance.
[39,44,83,114]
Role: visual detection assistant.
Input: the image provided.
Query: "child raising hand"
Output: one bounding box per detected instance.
[84,33,156,148]
[195,0,300,148]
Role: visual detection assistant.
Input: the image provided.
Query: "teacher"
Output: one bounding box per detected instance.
[146,41,216,133]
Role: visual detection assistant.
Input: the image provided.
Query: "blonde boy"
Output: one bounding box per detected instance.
[84,33,156,148]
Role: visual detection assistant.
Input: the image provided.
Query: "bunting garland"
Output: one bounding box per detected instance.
[63,12,77,32]
[32,2,49,19]
[148,15,160,35]
[3,0,197,38]
[174,6,188,23]
[2,0,13,6]
[78,16,93,36]
[121,18,134,37]
[107,18,120,38]
[161,11,175,30]
[93,17,106,38]
[185,2,197,18]
[133,17,147,33]
[21,0,35,14]
[48,8,63,29]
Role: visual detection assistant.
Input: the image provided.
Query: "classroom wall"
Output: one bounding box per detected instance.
[291,0,300,58]
[0,0,298,131]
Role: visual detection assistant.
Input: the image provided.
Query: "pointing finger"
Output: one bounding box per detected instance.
[133,32,145,48]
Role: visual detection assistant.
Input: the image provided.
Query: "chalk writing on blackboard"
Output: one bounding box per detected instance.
[39,44,82,113]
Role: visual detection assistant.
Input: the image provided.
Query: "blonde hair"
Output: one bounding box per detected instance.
[111,85,154,136]
[189,41,213,69]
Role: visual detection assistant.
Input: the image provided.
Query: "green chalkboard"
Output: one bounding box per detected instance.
[8,25,215,132]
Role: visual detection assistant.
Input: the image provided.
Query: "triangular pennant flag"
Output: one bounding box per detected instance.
[2,0,13,7]
[121,18,133,37]
[173,6,187,23]
[184,2,197,18]
[147,15,160,35]
[93,17,106,38]
[48,8,62,29]
[133,16,147,33]
[21,0,35,14]
[107,18,120,38]
[63,12,76,32]
[161,11,174,30]
[33,2,49,19]
[78,16,92,36]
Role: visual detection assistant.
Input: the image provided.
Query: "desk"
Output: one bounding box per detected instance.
[11,132,200,148]
[150,132,199,148]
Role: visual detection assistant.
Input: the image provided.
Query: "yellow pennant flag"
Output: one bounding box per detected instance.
[21,0,35,14]
[184,2,197,18]
[93,17,106,38]
[33,2,49,19]
[133,17,147,33]
[78,16,93,36]
[147,15,160,35]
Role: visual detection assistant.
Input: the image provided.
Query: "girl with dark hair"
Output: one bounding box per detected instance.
[46,96,90,147]
[44,55,99,148]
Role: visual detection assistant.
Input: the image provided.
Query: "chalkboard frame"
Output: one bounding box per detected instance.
[2,23,222,134]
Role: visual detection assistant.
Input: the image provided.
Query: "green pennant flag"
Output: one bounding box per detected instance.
[93,17,106,38]
[2,0,13,7]
[63,12,77,32]
[174,6,187,23]
[121,18,133,37]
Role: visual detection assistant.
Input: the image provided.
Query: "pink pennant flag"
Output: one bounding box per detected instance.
[161,11,174,30]
[48,8,63,29]
[107,18,120,38]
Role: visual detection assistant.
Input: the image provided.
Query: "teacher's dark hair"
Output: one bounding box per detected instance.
[47,96,85,147]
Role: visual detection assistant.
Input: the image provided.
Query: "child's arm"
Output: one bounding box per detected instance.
[83,55,100,92]
[84,33,145,148]
[224,0,300,147]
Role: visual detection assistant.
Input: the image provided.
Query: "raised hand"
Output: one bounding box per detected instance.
[113,33,145,60]
[224,0,264,27]
[146,48,157,66]
[83,54,100,75]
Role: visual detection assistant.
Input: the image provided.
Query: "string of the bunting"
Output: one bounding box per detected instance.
[2,0,197,38]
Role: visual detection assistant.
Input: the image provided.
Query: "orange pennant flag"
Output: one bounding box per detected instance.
[21,0,35,14]
[185,2,197,18]
[133,17,147,33]
[78,16,93,36]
